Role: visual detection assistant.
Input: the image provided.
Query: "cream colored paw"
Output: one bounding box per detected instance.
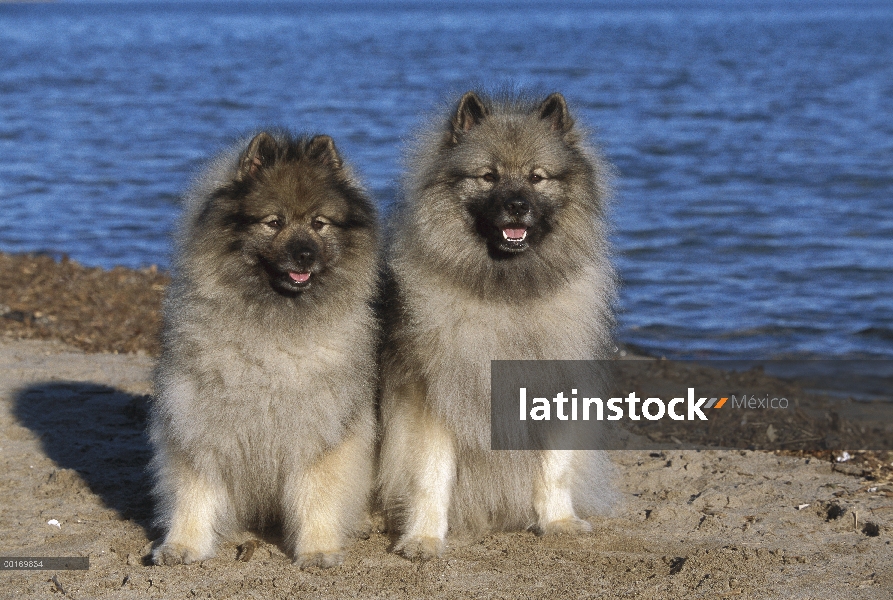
[152,542,207,566]
[295,551,344,569]
[535,517,592,537]
[393,535,444,561]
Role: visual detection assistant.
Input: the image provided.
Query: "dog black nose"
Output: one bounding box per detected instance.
[290,241,318,267]
[503,197,530,217]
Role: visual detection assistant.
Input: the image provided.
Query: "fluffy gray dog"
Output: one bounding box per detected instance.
[379,91,617,560]
[150,131,379,569]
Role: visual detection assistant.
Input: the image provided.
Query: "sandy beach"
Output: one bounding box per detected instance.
[1,254,891,598]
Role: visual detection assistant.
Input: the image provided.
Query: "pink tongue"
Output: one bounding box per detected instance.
[503,227,526,240]
[289,272,311,283]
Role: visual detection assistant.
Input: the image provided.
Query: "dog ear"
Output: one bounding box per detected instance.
[237,132,278,181]
[450,91,489,141]
[537,93,574,134]
[306,135,343,169]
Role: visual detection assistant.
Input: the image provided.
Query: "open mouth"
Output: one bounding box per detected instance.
[472,211,534,257]
[273,270,313,293]
[502,227,528,242]
[289,271,311,285]
[496,225,530,253]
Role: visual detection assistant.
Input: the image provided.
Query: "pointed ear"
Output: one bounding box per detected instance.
[237,132,278,181]
[306,135,343,169]
[450,91,489,142]
[537,92,573,134]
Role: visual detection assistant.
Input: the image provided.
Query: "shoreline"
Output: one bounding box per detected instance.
[2,250,890,466]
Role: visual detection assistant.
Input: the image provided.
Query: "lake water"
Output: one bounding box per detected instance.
[1,0,891,360]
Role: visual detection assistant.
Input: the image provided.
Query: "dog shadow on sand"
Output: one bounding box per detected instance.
[13,382,383,564]
[13,382,155,534]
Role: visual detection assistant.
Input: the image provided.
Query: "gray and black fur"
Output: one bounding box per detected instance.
[150,131,379,568]
[378,91,617,560]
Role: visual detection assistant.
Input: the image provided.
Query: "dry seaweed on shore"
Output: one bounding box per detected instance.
[0,252,167,355]
[612,360,893,484]
[613,361,891,452]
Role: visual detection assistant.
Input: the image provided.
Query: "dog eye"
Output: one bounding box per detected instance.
[262,217,283,230]
[529,173,544,184]
[312,217,330,231]
[482,172,498,183]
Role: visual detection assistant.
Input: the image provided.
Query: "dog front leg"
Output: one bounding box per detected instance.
[534,449,591,535]
[381,383,456,561]
[152,456,226,565]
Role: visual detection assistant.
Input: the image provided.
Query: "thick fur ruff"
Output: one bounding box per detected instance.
[379,91,617,559]
[150,131,379,568]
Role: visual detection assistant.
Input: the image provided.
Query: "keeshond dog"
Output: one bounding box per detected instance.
[150,131,379,569]
[378,91,617,560]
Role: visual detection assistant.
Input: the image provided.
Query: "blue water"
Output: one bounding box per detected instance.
[1,1,892,360]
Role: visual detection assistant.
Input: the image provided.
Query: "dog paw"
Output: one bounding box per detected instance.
[393,535,444,561]
[152,542,206,566]
[355,513,379,540]
[361,510,387,537]
[236,539,260,563]
[295,551,344,569]
[535,517,592,537]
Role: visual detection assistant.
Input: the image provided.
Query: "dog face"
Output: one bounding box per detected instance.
[449,92,579,259]
[192,132,376,301]
[416,92,594,262]
[462,165,557,259]
[398,91,609,299]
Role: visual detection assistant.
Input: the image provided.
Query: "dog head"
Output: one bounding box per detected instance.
[191,132,377,301]
[442,91,594,261]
